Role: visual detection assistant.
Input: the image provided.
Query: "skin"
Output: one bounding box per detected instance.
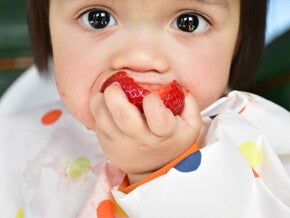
[49,0,240,183]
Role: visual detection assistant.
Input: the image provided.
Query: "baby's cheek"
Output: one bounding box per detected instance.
[184,84,226,111]
[186,75,228,110]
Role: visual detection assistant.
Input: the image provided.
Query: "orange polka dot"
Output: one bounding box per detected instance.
[238,106,246,114]
[41,109,62,125]
[252,168,260,178]
[96,199,115,218]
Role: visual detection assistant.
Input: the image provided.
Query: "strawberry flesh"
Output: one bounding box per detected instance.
[101,71,184,115]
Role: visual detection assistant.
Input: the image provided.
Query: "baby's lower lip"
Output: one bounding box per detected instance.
[137,82,163,90]
[121,71,171,85]
[101,70,173,92]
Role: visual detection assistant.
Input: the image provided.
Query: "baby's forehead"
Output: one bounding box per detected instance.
[198,0,230,7]
[51,0,236,10]
[52,0,230,6]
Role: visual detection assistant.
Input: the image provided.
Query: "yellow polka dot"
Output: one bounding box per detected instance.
[68,157,91,179]
[16,208,24,218]
[113,197,128,217]
[238,141,261,168]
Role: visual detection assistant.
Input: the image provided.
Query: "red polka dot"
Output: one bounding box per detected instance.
[41,109,62,125]
[96,199,115,218]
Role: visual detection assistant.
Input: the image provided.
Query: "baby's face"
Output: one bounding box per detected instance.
[49,0,240,129]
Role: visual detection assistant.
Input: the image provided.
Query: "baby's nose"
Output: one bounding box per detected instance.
[111,31,170,74]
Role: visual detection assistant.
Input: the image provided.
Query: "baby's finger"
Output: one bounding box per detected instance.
[143,93,176,137]
[180,93,202,131]
[89,92,123,137]
[103,83,149,138]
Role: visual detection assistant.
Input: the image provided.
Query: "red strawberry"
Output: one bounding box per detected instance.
[101,71,184,115]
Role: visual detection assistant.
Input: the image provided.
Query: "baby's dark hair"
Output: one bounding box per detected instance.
[27,0,268,90]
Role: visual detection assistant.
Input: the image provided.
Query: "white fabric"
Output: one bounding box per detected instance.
[0,66,59,117]
[82,91,290,218]
[0,91,289,218]
[0,102,106,217]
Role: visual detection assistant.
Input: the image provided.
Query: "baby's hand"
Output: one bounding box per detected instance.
[90,83,201,184]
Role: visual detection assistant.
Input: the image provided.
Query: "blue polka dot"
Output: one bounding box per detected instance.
[209,114,218,120]
[174,151,202,172]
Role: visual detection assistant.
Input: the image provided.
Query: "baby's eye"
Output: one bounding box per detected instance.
[80,9,117,29]
[171,13,209,34]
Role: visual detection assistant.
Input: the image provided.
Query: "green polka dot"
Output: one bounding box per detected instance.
[16,208,24,218]
[238,141,261,168]
[68,157,91,179]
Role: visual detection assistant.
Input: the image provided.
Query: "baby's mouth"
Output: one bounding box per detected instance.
[101,71,185,115]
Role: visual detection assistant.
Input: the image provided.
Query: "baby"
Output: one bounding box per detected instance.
[0,0,290,217]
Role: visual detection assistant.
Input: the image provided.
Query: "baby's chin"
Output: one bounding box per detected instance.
[83,120,95,131]
[77,112,95,131]
[68,106,95,130]
[58,92,96,130]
